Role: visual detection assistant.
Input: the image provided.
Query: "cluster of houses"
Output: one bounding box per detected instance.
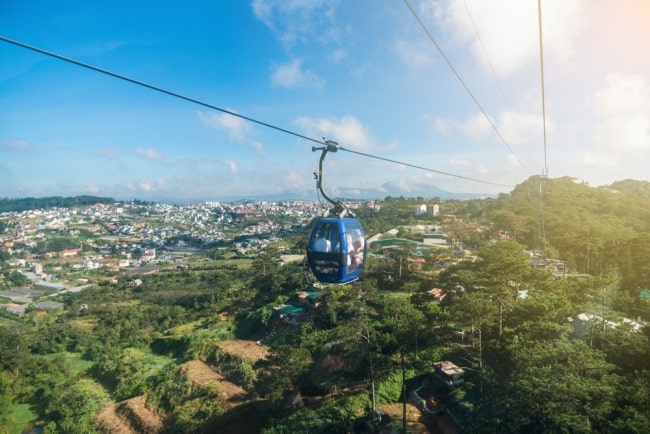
[0,201,303,273]
[0,200,368,315]
[0,280,92,316]
[570,312,644,336]
[5,199,644,343]
[0,200,347,266]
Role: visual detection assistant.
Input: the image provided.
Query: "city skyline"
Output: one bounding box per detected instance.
[2,0,650,202]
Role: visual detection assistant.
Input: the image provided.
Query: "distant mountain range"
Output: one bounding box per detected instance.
[0,181,494,208]
[208,181,493,203]
[338,180,494,200]
[5,178,650,208]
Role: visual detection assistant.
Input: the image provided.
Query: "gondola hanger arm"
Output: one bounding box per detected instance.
[312,139,351,218]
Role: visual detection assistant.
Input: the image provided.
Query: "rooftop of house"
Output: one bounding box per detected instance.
[434,360,465,377]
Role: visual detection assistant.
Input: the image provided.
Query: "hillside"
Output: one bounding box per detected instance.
[1,185,649,433]
[482,176,650,282]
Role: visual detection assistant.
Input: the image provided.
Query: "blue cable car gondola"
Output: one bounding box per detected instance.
[307,140,367,284]
[307,217,367,284]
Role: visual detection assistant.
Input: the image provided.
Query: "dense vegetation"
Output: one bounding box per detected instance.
[481,177,650,294]
[0,196,117,212]
[1,178,650,433]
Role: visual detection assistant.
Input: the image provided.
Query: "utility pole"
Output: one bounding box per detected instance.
[360,303,376,413]
[402,350,407,434]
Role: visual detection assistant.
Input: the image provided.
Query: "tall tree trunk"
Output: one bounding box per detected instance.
[499,302,504,337]
[478,321,483,369]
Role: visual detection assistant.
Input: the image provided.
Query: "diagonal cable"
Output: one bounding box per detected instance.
[1,35,515,189]
[340,146,514,187]
[402,0,531,174]
[0,35,323,147]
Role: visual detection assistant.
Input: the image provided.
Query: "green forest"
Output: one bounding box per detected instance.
[0,196,119,213]
[1,177,650,433]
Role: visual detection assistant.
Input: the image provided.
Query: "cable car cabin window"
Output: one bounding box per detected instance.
[307,217,366,284]
[344,220,366,273]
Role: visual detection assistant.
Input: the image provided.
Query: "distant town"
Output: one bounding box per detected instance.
[0,199,386,313]
[3,179,649,433]
[1,197,570,317]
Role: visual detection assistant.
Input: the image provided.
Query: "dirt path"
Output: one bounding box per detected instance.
[180,359,246,405]
[95,395,163,434]
[376,403,431,433]
[95,340,267,433]
[96,403,134,434]
[216,339,268,361]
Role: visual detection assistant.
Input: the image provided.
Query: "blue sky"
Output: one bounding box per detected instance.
[2,0,649,203]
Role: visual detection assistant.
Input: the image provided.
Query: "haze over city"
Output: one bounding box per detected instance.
[2,0,649,203]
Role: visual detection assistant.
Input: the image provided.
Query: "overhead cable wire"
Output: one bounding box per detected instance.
[1,35,513,188]
[402,0,531,174]
[340,146,513,187]
[462,0,513,113]
[461,0,537,163]
[537,0,548,263]
[0,35,323,147]
[462,0,538,172]
[537,0,549,178]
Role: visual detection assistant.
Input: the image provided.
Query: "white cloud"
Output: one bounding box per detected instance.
[476,164,489,175]
[434,118,451,135]
[135,148,164,162]
[435,108,540,149]
[294,115,376,151]
[580,152,617,168]
[570,74,650,179]
[592,74,650,154]
[121,179,167,194]
[393,177,415,192]
[251,0,273,26]
[226,160,238,173]
[251,0,340,48]
[198,110,265,153]
[459,113,491,141]
[84,184,101,194]
[449,158,471,167]
[424,0,585,77]
[248,140,264,153]
[328,48,346,64]
[97,148,119,160]
[137,180,153,192]
[272,169,307,191]
[393,38,435,68]
[198,110,250,141]
[271,59,325,89]
[433,113,492,141]
[502,154,522,171]
[497,110,544,146]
